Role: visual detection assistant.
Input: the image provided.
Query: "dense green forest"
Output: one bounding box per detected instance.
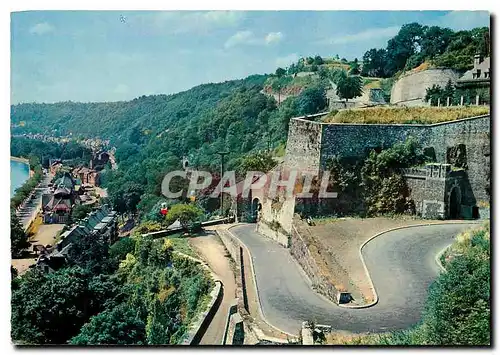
[11,233,213,345]
[361,24,490,77]
[11,137,93,167]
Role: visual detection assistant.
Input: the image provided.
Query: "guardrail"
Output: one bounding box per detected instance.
[142,217,233,238]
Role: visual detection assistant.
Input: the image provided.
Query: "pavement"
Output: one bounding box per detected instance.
[230,223,477,334]
[16,174,51,230]
[189,232,237,345]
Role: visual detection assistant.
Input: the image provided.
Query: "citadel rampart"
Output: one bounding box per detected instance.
[390,68,459,106]
[284,114,490,209]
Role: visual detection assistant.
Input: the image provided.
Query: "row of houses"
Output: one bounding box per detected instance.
[36,204,118,273]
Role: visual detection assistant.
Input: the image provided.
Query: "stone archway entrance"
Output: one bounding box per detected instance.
[251,197,262,223]
[449,186,461,219]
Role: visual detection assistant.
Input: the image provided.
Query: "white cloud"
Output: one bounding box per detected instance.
[29,22,55,35]
[275,53,299,68]
[265,31,284,45]
[317,26,400,45]
[435,11,490,31]
[224,30,284,49]
[224,30,255,48]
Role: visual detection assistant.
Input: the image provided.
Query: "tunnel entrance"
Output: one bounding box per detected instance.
[251,198,262,223]
[449,187,461,219]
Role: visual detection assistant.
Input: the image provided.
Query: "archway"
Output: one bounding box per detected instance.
[449,186,461,219]
[251,198,262,223]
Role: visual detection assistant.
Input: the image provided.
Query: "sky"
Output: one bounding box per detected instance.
[10,10,490,104]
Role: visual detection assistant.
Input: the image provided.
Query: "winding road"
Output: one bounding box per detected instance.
[230,223,477,334]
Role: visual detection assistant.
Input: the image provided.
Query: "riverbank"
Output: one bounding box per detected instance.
[10,156,30,165]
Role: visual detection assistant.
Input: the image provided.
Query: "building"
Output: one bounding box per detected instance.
[49,159,63,175]
[36,204,118,273]
[456,55,490,105]
[89,151,110,170]
[42,173,78,224]
[72,166,100,186]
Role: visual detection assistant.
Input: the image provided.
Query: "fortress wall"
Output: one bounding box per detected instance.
[284,118,323,174]
[426,116,490,203]
[285,114,490,209]
[390,69,460,105]
[319,123,425,168]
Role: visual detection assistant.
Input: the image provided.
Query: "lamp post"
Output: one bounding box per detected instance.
[216,151,230,217]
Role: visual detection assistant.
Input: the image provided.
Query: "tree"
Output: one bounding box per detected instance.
[70,303,146,345]
[164,203,203,229]
[318,66,330,81]
[421,26,454,59]
[349,60,360,75]
[71,204,93,221]
[385,22,426,75]
[11,267,116,344]
[443,79,455,103]
[109,237,136,265]
[275,67,286,77]
[11,213,29,258]
[238,152,276,174]
[295,85,327,115]
[67,231,112,274]
[335,71,363,105]
[361,48,388,77]
[313,55,324,65]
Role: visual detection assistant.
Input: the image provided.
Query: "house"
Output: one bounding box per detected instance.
[42,173,78,224]
[72,166,100,186]
[49,159,63,175]
[456,54,490,105]
[458,55,491,83]
[89,151,110,171]
[36,204,118,273]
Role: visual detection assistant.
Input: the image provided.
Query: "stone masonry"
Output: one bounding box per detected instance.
[390,68,460,106]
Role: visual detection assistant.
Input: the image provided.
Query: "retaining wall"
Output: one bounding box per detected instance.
[290,223,339,303]
[256,222,290,248]
[181,281,223,345]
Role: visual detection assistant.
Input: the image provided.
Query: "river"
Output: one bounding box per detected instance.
[10,159,30,197]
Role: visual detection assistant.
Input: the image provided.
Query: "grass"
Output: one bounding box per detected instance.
[168,234,199,258]
[323,106,489,125]
[362,78,381,89]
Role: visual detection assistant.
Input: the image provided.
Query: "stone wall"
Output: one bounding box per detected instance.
[284,116,324,175]
[282,114,490,219]
[317,115,490,206]
[390,68,460,105]
[289,221,339,303]
[256,221,290,248]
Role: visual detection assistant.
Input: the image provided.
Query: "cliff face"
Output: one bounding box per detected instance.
[390,69,459,106]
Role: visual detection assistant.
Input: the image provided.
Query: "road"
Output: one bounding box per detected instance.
[17,174,52,230]
[230,223,476,334]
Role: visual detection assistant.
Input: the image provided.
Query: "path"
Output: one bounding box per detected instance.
[17,174,51,230]
[230,223,476,334]
[189,232,237,345]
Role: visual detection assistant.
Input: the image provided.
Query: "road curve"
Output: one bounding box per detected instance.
[230,223,477,334]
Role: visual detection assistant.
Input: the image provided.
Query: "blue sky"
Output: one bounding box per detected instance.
[11,10,489,104]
